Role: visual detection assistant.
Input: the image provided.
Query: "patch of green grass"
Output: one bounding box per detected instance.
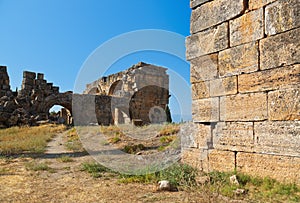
[0,124,66,155]
[159,136,176,144]
[57,155,73,163]
[123,144,145,154]
[81,162,112,178]
[25,161,55,173]
[119,163,197,189]
[206,171,300,202]
[109,136,121,144]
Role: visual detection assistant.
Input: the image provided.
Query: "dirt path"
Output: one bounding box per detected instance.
[0,131,245,203]
[45,132,72,155]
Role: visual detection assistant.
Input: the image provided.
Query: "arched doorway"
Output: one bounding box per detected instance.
[49,105,72,125]
[108,80,123,96]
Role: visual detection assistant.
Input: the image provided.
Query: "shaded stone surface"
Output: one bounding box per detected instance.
[219,42,259,77]
[254,121,300,156]
[265,0,300,36]
[268,88,300,121]
[191,81,210,99]
[238,64,300,93]
[214,122,254,152]
[190,0,244,33]
[192,97,219,122]
[186,22,228,60]
[209,76,237,97]
[249,0,276,10]
[190,54,218,82]
[190,0,211,8]
[230,9,264,47]
[260,28,300,70]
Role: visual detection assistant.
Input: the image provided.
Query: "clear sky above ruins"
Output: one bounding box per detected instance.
[0,0,192,121]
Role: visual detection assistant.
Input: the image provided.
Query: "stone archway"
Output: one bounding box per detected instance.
[108,80,123,96]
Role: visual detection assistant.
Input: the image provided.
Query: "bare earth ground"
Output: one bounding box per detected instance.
[0,132,245,203]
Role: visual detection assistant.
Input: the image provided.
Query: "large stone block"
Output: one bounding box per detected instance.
[190,0,211,8]
[182,148,209,172]
[237,152,300,184]
[260,28,300,70]
[214,122,254,152]
[208,150,236,172]
[219,42,258,77]
[254,121,300,156]
[181,122,212,149]
[190,0,244,33]
[210,76,237,97]
[268,88,300,121]
[186,22,228,60]
[190,54,218,82]
[265,0,300,36]
[230,9,264,47]
[238,64,300,93]
[249,0,276,10]
[220,93,268,121]
[191,81,210,99]
[192,97,219,122]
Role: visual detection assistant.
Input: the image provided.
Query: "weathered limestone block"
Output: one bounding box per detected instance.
[265,0,300,36]
[190,54,218,82]
[186,22,228,60]
[208,150,236,172]
[254,121,300,156]
[192,81,210,99]
[237,152,300,184]
[238,64,300,93]
[190,0,211,8]
[220,93,268,121]
[249,0,276,10]
[268,88,300,121]
[192,97,219,122]
[214,122,254,152]
[210,76,237,97]
[219,42,258,77]
[181,122,212,149]
[182,148,209,171]
[190,0,244,33]
[230,9,264,47]
[260,28,300,70]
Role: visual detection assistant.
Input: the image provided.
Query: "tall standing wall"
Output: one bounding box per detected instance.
[185,0,300,183]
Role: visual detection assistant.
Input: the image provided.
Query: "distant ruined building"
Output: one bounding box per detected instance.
[0,62,170,127]
[83,62,170,125]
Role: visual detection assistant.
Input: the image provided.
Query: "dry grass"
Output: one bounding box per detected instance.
[64,128,85,152]
[0,124,66,155]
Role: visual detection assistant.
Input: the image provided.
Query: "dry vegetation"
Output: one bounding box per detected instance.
[0,124,299,202]
[0,124,66,155]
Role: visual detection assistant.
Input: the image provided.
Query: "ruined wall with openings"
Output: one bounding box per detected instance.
[84,62,170,125]
[184,0,300,183]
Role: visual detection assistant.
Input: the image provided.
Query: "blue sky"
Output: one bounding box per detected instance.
[0,0,192,122]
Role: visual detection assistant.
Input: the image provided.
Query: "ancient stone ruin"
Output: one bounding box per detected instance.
[83,62,170,125]
[0,66,72,127]
[184,0,299,184]
[0,62,170,127]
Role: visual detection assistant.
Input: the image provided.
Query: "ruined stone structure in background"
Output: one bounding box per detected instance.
[84,62,170,125]
[0,62,170,127]
[0,66,72,127]
[184,0,300,183]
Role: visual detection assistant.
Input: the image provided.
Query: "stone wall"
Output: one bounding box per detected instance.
[185,0,300,183]
[84,62,170,125]
[0,67,72,127]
